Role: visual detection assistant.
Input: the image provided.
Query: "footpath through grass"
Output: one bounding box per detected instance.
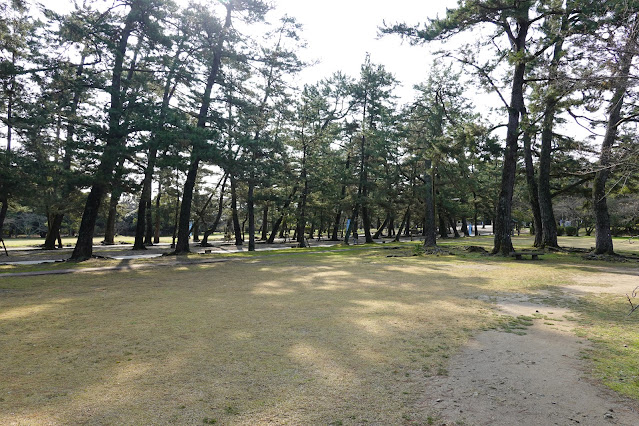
[1,239,638,424]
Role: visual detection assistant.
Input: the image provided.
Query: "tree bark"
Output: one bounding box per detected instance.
[174,4,232,254]
[523,128,544,247]
[153,179,162,244]
[71,10,137,261]
[103,187,122,245]
[260,203,269,240]
[461,217,470,237]
[593,21,638,254]
[201,177,227,246]
[230,175,243,245]
[44,213,64,250]
[423,159,437,247]
[394,207,409,242]
[492,10,530,256]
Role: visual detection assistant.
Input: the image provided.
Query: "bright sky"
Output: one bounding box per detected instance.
[271,0,459,103]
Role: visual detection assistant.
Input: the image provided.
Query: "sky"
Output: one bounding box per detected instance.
[269,0,460,103]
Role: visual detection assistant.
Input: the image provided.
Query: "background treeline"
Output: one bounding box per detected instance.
[1,0,638,259]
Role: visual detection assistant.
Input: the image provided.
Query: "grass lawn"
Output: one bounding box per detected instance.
[1,240,638,424]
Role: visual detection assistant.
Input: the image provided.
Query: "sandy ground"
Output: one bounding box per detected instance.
[418,278,639,425]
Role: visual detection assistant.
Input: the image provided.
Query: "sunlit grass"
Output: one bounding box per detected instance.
[1,240,638,424]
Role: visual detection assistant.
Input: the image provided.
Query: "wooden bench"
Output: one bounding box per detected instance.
[510,251,544,260]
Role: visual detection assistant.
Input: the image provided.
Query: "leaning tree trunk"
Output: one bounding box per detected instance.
[373,212,390,239]
[394,208,409,242]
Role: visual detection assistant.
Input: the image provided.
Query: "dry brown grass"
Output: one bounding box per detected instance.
[0,248,636,424]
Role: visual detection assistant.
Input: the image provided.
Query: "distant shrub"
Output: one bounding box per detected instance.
[557,227,565,236]
[565,226,578,236]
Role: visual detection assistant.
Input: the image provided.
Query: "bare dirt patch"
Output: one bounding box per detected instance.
[418,293,639,425]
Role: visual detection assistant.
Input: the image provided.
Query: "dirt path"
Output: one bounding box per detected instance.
[418,286,639,425]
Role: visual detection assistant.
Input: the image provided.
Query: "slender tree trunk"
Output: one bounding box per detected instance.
[230,176,243,245]
[144,197,153,245]
[103,187,122,245]
[523,129,544,247]
[492,13,529,256]
[248,178,256,251]
[461,217,470,237]
[175,5,232,254]
[268,187,297,243]
[133,146,157,249]
[394,207,409,242]
[423,160,437,247]
[260,203,269,240]
[331,153,351,241]
[201,179,227,246]
[296,143,309,248]
[153,179,162,244]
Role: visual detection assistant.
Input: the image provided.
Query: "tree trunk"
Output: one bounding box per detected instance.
[373,213,390,239]
[248,178,256,251]
[230,176,243,245]
[593,20,638,255]
[492,12,529,256]
[423,159,437,247]
[394,207,409,242]
[44,213,64,250]
[174,5,232,254]
[144,197,153,245]
[103,188,122,245]
[71,11,137,261]
[438,209,448,239]
[201,178,227,246]
[268,187,297,244]
[461,217,470,237]
[153,179,162,244]
[523,129,544,247]
[260,203,269,240]
[192,220,200,242]
[296,144,309,248]
[449,216,460,238]
[133,146,157,249]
